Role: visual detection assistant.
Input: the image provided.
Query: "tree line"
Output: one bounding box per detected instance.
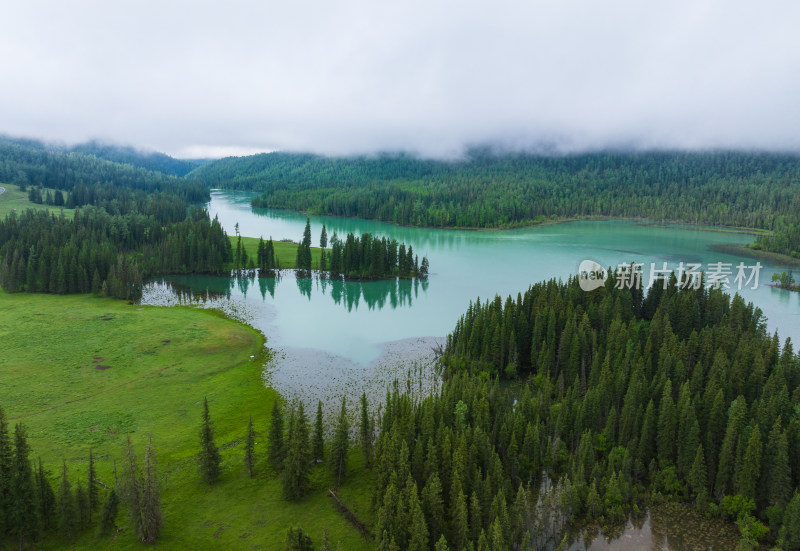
[0,405,162,548]
[0,207,233,301]
[189,150,800,259]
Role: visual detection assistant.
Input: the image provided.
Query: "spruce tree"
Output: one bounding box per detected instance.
[98,489,119,536]
[121,436,143,539]
[198,397,222,485]
[11,424,39,548]
[285,526,314,550]
[313,401,325,463]
[57,460,77,538]
[764,420,791,509]
[330,397,350,486]
[688,445,708,506]
[737,425,762,501]
[780,492,800,550]
[282,402,311,500]
[408,484,429,551]
[35,457,56,531]
[244,415,256,478]
[76,482,89,529]
[360,392,373,468]
[139,437,162,544]
[268,400,285,472]
[87,449,98,519]
[0,406,12,536]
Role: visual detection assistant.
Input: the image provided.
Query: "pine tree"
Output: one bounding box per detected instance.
[688,445,708,505]
[408,483,429,551]
[737,425,762,501]
[121,436,143,539]
[244,415,256,478]
[764,420,791,509]
[98,489,119,536]
[0,406,12,536]
[198,397,222,485]
[139,437,162,544]
[313,401,325,463]
[268,400,285,472]
[76,482,89,529]
[449,489,469,551]
[285,526,314,550]
[282,402,311,500]
[57,460,77,538]
[35,457,56,531]
[11,424,39,547]
[360,392,373,468]
[422,473,445,546]
[330,397,350,486]
[88,449,98,519]
[657,380,677,468]
[435,535,450,551]
[780,492,800,550]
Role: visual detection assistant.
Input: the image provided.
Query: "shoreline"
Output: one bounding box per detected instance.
[243,193,771,235]
[710,243,800,268]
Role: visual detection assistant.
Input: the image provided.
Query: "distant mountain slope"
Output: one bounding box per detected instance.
[0,135,205,176]
[68,141,202,176]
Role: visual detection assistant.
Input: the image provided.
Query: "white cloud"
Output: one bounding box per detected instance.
[1,0,799,158]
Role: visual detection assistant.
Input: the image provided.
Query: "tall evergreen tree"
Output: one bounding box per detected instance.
[285,526,314,550]
[57,460,77,538]
[198,397,222,485]
[87,449,98,519]
[121,436,143,540]
[244,415,256,478]
[764,420,792,509]
[737,425,762,501]
[98,489,119,536]
[0,406,12,536]
[313,401,325,463]
[10,424,39,548]
[140,437,162,544]
[35,457,56,531]
[330,397,350,486]
[780,492,800,550]
[268,400,286,472]
[360,392,373,468]
[282,402,311,500]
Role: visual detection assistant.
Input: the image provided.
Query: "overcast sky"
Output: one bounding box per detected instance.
[2,0,799,158]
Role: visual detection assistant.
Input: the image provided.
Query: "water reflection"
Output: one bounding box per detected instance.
[145,270,429,313]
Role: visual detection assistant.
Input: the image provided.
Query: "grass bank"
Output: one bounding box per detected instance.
[0,290,373,550]
[711,243,800,268]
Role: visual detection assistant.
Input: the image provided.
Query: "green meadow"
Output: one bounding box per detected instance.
[0,290,373,550]
[0,183,73,218]
[231,235,325,270]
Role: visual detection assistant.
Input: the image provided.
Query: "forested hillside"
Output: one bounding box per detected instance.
[0,141,232,300]
[192,150,800,258]
[366,274,800,550]
[0,135,201,177]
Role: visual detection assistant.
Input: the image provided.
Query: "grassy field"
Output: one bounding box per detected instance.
[232,236,325,270]
[0,291,373,550]
[0,183,73,218]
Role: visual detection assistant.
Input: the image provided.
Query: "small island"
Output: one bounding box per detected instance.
[770,270,800,292]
